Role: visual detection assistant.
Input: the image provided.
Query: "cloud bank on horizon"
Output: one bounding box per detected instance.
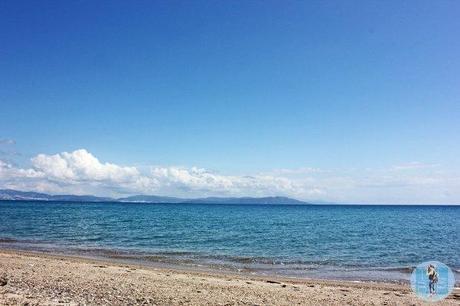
[0,148,458,204]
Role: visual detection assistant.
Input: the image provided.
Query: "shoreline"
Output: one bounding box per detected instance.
[1,249,459,305]
[0,242,423,285]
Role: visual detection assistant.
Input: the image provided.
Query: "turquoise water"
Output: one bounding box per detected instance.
[0,201,459,283]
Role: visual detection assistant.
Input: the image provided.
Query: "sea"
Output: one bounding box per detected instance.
[0,201,458,284]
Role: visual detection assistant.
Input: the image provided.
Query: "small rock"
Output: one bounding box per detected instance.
[0,276,7,286]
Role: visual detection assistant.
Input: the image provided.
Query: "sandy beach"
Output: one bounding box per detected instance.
[0,249,457,305]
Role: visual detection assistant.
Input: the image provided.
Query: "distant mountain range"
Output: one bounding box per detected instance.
[0,189,113,202]
[0,189,310,205]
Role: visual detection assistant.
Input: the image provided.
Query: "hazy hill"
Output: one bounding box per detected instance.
[0,189,310,205]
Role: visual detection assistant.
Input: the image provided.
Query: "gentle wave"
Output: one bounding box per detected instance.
[0,238,18,243]
[0,239,419,273]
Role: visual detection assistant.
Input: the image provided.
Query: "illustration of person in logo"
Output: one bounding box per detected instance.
[427,264,438,296]
[411,261,455,302]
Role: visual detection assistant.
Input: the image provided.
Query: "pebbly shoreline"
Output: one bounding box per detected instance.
[0,249,459,305]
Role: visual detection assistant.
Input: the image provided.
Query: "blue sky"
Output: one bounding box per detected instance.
[1,1,459,203]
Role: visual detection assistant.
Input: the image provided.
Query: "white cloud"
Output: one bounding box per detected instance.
[0,149,308,198]
[390,162,438,171]
[1,149,460,204]
[0,160,44,179]
[0,138,16,145]
[150,166,301,195]
[31,149,141,183]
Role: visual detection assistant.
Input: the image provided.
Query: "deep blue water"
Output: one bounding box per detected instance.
[0,201,459,282]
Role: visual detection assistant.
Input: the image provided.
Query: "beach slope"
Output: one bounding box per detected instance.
[0,250,458,305]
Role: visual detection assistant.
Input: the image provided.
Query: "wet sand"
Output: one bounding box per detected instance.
[0,249,458,305]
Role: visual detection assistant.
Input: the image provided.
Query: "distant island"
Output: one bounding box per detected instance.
[0,189,310,205]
